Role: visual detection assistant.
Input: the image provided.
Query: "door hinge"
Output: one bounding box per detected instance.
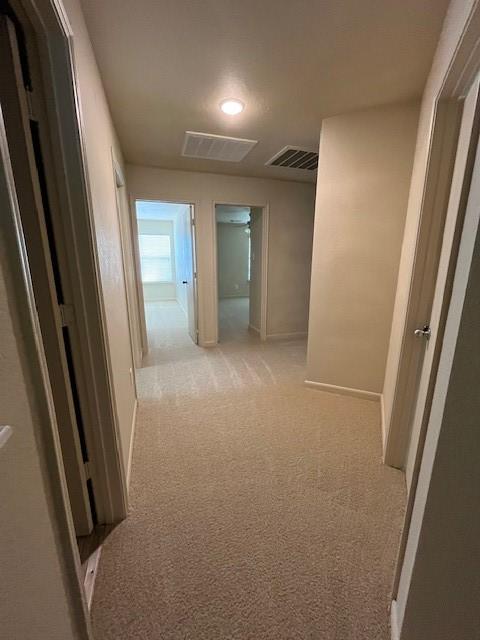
[59,303,75,327]
[84,461,91,480]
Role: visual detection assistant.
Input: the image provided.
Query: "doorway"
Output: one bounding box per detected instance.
[133,200,198,353]
[214,203,268,343]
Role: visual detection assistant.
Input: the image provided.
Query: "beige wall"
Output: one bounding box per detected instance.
[216,222,250,298]
[306,102,419,394]
[62,0,136,474]
[126,165,315,344]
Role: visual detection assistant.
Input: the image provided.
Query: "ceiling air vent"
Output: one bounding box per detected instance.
[266,146,318,171]
[182,131,257,162]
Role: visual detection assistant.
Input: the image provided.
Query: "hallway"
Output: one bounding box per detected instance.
[91,301,406,640]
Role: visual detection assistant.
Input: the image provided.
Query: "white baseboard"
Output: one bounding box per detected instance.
[84,545,102,610]
[248,324,261,335]
[126,399,138,493]
[199,339,217,347]
[390,599,400,640]
[380,393,387,453]
[266,331,308,341]
[304,379,381,402]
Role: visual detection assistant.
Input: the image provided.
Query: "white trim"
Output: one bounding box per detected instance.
[390,599,400,640]
[126,399,138,493]
[0,94,90,635]
[267,331,307,341]
[381,393,386,450]
[384,5,480,471]
[17,0,129,524]
[129,195,148,356]
[304,379,382,402]
[83,546,102,611]
[260,204,269,341]
[199,339,217,347]
[112,149,141,376]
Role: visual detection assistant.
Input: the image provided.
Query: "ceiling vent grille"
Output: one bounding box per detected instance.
[182,131,257,162]
[266,146,318,171]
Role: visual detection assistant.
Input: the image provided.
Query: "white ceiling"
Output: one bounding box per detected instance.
[216,205,250,224]
[80,0,449,184]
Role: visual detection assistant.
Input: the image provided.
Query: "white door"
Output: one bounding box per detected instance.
[405,74,480,487]
[185,205,198,344]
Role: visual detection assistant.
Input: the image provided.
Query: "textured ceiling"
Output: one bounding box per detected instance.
[80,0,449,183]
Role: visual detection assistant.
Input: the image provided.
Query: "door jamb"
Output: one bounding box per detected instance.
[111,152,142,371]
[384,6,480,471]
[212,200,269,343]
[0,102,91,638]
[388,4,480,602]
[18,0,129,523]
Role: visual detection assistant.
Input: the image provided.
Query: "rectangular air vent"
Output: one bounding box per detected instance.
[182,131,257,162]
[266,146,318,171]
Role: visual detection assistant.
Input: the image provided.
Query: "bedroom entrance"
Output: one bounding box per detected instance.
[214,203,268,343]
[133,200,198,358]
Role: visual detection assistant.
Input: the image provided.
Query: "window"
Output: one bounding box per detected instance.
[139,234,173,282]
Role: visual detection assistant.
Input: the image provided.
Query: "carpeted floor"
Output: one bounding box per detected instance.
[91,300,406,640]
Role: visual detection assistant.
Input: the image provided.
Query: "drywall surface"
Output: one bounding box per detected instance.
[216,222,250,298]
[126,165,315,344]
[0,256,80,639]
[306,101,419,393]
[62,0,136,473]
[382,0,477,452]
[249,207,263,331]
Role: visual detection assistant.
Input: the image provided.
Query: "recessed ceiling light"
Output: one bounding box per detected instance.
[220,99,244,115]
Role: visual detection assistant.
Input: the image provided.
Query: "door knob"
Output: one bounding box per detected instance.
[414,324,431,339]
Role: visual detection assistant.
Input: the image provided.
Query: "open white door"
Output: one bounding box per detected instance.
[392,73,480,598]
[405,74,480,487]
[185,205,198,344]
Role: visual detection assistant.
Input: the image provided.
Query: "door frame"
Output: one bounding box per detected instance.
[112,153,142,370]
[1,93,91,640]
[130,197,199,351]
[15,0,129,524]
[384,5,480,472]
[0,10,97,535]
[387,3,480,602]
[213,200,269,342]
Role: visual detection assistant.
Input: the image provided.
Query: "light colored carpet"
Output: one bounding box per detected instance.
[218,296,249,343]
[91,300,406,640]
